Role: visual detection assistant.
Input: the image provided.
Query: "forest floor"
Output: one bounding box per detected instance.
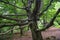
[12,27,60,40]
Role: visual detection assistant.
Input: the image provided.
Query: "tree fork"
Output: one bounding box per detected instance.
[29,0,43,40]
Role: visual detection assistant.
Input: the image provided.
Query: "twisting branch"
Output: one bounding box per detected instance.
[0,15,20,21]
[0,21,28,28]
[39,0,54,17]
[0,0,25,10]
[0,15,39,22]
[0,15,28,21]
[40,8,60,31]
[0,23,19,28]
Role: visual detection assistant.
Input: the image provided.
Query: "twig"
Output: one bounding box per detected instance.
[22,0,26,7]
[0,0,25,10]
[1,14,27,16]
[0,27,19,35]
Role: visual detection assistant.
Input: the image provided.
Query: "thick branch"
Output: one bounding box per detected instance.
[0,15,27,21]
[0,15,39,22]
[0,22,28,28]
[33,0,42,14]
[39,0,53,17]
[31,0,42,21]
[40,8,60,31]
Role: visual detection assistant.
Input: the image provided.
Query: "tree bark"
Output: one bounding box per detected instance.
[29,23,43,40]
[29,12,43,40]
[27,0,43,40]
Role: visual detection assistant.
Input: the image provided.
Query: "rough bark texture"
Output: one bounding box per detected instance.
[27,0,43,40]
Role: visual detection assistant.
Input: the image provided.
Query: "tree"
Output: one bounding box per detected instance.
[0,0,60,40]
